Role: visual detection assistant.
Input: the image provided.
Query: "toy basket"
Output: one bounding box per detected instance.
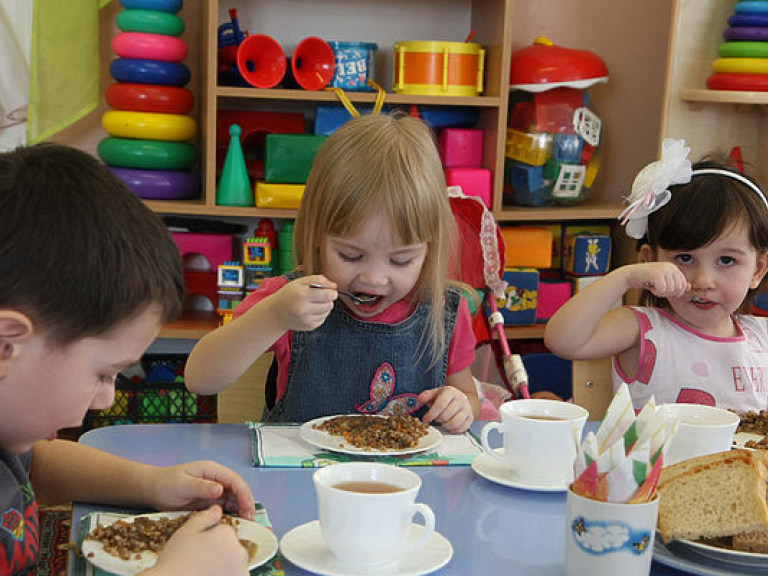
[83,354,217,430]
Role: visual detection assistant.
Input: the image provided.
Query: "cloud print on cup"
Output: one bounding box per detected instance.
[570,516,653,556]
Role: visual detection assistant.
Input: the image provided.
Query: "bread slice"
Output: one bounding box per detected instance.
[657,449,768,542]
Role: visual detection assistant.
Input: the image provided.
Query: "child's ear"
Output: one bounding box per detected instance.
[751,252,768,290]
[0,311,33,367]
[639,244,655,263]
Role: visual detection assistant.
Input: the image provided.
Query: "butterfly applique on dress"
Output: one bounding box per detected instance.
[355,362,423,416]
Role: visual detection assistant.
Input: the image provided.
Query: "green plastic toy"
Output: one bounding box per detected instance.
[217,124,254,206]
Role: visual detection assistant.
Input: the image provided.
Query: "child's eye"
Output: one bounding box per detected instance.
[675,254,693,264]
[338,252,362,262]
[719,256,735,266]
[391,258,414,267]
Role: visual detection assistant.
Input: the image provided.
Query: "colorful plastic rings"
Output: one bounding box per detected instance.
[98,137,197,170]
[116,9,185,36]
[720,41,768,58]
[723,26,768,41]
[734,1,768,13]
[106,83,194,115]
[110,167,199,200]
[113,32,188,62]
[712,57,768,74]
[119,0,182,13]
[110,58,190,86]
[102,110,197,141]
[729,12,768,27]
[707,72,768,91]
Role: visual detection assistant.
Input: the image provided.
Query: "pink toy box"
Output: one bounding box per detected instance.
[536,280,572,322]
[445,168,492,209]
[171,232,233,271]
[439,128,483,168]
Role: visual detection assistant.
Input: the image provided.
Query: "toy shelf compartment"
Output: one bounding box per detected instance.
[83,354,217,430]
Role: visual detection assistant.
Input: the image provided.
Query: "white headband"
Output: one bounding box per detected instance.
[620,139,768,239]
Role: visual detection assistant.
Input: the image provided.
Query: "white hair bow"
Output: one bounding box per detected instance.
[619,139,693,239]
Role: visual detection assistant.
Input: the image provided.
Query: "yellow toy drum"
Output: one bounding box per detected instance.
[393,41,485,97]
[102,110,197,141]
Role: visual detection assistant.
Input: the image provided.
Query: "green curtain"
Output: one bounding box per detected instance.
[27,0,111,143]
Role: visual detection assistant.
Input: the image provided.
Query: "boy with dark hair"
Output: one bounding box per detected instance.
[0,143,254,575]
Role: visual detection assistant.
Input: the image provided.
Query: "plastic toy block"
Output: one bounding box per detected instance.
[565,234,611,276]
[243,237,271,266]
[264,134,327,184]
[584,153,601,188]
[216,109,305,181]
[438,128,484,168]
[255,182,305,209]
[445,167,492,209]
[505,129,551,166]
[536,280,572,322]
[581,142,597,165]
[504,158,551,207]
[532,87,584,134]
[496,268,539,325]
[501,226,554,268]
[541,224,564,269]
[510,162,543,193]
[552,133,583,163]
[171,232,233,271]
[217,262,244,287]
[551,164,586,203]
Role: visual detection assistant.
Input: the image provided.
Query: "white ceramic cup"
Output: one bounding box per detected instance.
[566,487,659,576]
[480,399,588,482]
[312,462,435,567]
[656,403,739,466]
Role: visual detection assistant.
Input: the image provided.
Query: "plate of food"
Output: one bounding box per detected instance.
[673,536,768,569]
[734,410,768,450]
[299,413,442,456]
[81,511,278,576]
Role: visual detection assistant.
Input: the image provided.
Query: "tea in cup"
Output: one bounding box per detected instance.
[313,462,435,566]
[657,403,739,466]
[480,399,588,483]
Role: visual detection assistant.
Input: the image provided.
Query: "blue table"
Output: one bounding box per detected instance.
[70,423,690,575]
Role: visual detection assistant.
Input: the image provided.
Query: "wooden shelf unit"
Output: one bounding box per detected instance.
[156,0,628,339]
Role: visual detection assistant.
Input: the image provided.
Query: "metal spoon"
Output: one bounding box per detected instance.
[308,283,379,304]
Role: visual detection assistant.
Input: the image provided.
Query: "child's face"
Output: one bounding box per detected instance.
[322,210,427,318]
[0,305,163,453]
[649,223,768,335]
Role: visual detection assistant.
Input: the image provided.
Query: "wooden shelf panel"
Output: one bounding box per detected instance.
[160,311,220,339]
[494,202,623,222]
[679,88,768,106]
[504,324,545,339]
[216,87,501,108]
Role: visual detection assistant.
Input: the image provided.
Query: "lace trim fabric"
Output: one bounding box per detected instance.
[448,186,507,298]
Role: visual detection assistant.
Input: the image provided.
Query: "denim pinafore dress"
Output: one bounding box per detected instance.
[265,289,460,423]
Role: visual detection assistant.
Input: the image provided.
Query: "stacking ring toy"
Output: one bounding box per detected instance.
[110,167,199,200]
[713,57,768,75]
[106,83,194,115]
[102,110,197,141]
[116,9,185,36]
[119,0,182,13]
[734,1,768,13]
[729,12,768,27]
[113,32,188,62]
[110,58,190,86]
[720,41,768,58]
[98,137,197,170]
[707,72,768,91]
[723,26,768,41]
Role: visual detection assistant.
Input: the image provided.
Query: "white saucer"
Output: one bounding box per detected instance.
[279,520,453,576]
[471,450,570,492]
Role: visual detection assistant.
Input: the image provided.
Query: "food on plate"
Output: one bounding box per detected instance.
[736,410,768,435]
[85,513,257,562]
[313,414,429,450]
[657,449,768,542]
[732,529,768,553]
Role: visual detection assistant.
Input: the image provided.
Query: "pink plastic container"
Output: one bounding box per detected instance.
[439,128,484,168]
[445,167,492,209]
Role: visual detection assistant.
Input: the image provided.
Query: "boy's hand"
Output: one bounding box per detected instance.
[418,387,474,434]
[626,262,690,299]
[143,461,256,520]
[145,506,249,576]
[267,275,337,332]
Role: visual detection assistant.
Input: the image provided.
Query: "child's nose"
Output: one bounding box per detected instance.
[689,265,716,290]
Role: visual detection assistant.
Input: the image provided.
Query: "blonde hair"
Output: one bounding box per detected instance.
[295,112,457,363]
